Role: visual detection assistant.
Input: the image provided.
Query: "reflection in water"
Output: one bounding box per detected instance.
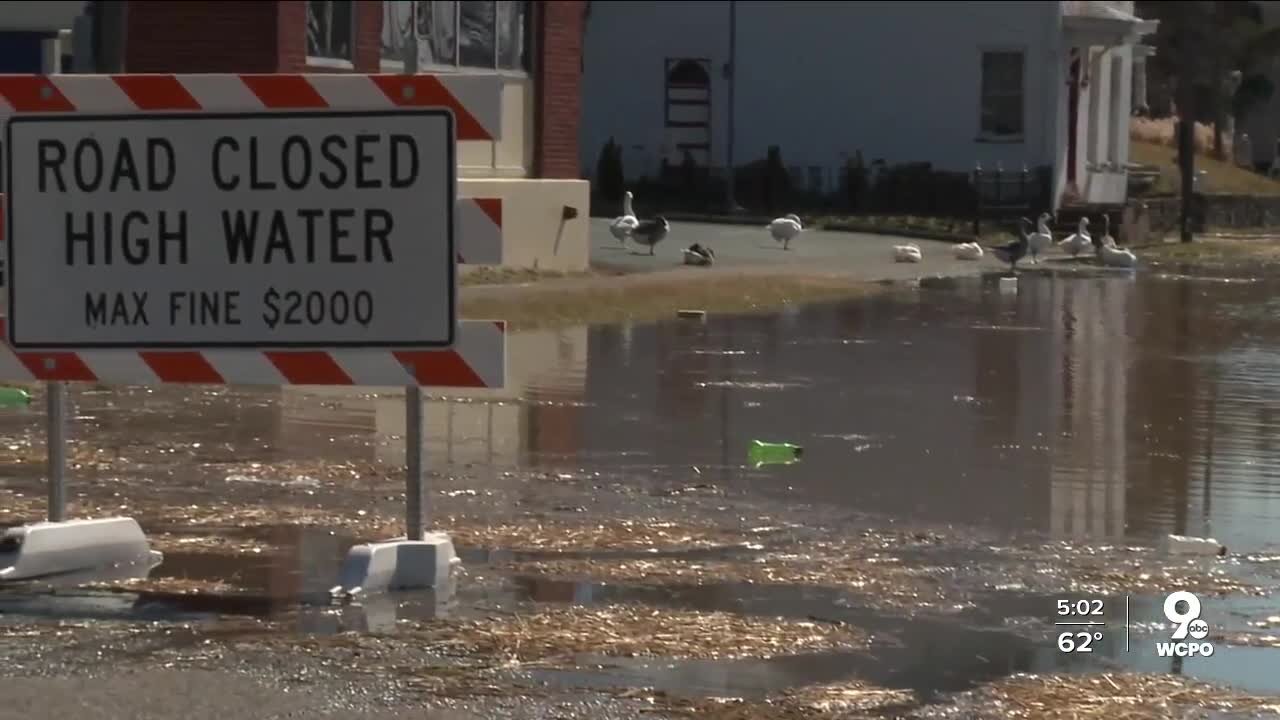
[11,273,1280,554]
[512,272,1276,552]
[278,326,589,469]
[0,525,456,632]
[263,273,1280,552]
[1046,276,1128,541]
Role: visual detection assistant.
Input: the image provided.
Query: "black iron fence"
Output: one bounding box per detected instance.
[591,151,1052,235]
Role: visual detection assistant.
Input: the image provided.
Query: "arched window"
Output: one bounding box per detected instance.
[664,58,712,168]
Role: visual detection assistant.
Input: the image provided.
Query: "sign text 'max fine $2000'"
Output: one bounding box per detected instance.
[4,110,456,349]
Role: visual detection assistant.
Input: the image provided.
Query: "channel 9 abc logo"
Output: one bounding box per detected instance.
[1158,591,1215,658]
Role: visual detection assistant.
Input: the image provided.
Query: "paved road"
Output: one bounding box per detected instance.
[589,218,1013,279]
[0,664,655,720]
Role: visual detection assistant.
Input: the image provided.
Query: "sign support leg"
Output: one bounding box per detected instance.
[46,381,67,523]
[335,383,453,595]
[405,384,426,541]
[2,381,160,582]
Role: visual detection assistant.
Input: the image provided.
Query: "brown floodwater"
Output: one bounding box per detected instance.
[4,270,1277,552]
[229,269,1280,554]
[3,268,1280,702]
[551,270,1280,554]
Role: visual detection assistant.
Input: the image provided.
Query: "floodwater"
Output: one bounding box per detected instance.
[263,268,1280,553]
[9,270,1278,551]
[4,269,1280,705]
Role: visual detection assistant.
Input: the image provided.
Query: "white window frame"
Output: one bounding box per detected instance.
[306,0,358,70]
[382,1,531,76]
[977,46,1027,143]
[1087,48,1103,166]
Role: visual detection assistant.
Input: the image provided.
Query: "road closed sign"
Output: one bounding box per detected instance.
[3,109,457,350]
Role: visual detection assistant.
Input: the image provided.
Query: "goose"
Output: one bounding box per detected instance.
[1099,214,1117,248]
[682,243,715,266]
[954,242,984,261]
[767,213,804,250]
[1028,212,1054,263]
[1058,217,1092,258]
[987,217,1031,272]
[609,191,640,244]
[631,216,670,255]
[893,243,923,263]
[1094,228,1138,268]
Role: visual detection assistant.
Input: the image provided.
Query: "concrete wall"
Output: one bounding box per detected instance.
[582,1,1061,180]
[459,78,537,179]
[461,178,590,272]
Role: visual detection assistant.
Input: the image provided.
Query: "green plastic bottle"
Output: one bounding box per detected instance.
[0,386,31,408]
[748,439,804,467]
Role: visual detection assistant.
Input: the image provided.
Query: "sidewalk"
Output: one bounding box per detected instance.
[586,217,996,278]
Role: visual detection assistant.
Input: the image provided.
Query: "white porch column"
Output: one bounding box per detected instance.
[1132,45,1155,115]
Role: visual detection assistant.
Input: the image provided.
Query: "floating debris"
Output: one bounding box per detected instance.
[499,554,950,612]
[1219,632,1280,648]
[748,439,804,467]
[1162,533,1227,557]
[913,673,1280,720]
[422,605,869,661]
[658,681,914,719]
[146,533,275,555]
[696,380,808,391]
[86,575,241,595]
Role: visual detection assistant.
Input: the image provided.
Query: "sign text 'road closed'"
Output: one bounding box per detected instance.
[4,110,456,349]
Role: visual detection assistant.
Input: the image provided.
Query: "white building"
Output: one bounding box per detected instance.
[580,0,1157,209]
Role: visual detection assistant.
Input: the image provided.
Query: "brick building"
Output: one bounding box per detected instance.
[0,0,590,270]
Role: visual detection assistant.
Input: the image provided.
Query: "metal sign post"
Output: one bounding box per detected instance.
[405,384,425,541]
[45,381,66,522]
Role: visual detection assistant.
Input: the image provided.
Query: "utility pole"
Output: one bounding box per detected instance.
[1177,99,1195,243]
[1175,6,1199,244]
[724,0,741,213]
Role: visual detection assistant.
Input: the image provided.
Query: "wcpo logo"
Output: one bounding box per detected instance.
[1155,591,1215,658]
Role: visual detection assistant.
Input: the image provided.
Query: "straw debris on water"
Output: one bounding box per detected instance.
[416,605,868,661]
[656,681,915,719]
[503,555,951,610]
[448,518,752,552]
[656,673,1280,720]
[913,673,1280,719]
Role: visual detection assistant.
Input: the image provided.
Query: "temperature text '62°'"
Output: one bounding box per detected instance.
[1058,631,1103,653]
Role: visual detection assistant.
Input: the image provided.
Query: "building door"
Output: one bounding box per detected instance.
[664,58,712,169]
